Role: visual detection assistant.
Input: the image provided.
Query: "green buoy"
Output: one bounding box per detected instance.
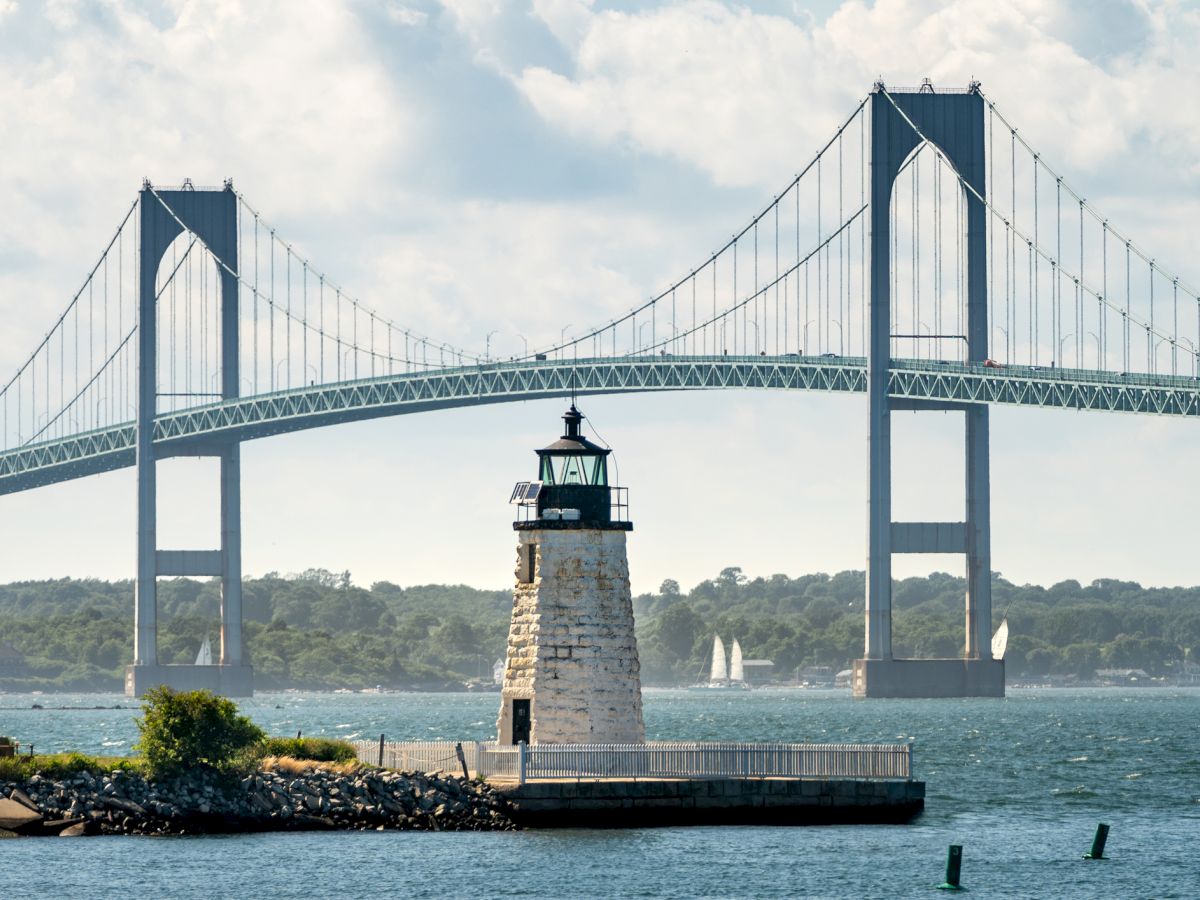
[938,844,965,891]
[1083,823,1109,860]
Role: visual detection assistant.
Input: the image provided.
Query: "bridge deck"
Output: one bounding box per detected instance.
[2,355,1197,495]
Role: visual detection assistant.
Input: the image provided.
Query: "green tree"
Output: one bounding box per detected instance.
[135,686,265,777]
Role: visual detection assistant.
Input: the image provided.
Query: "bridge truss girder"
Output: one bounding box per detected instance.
[1,356,1198,500]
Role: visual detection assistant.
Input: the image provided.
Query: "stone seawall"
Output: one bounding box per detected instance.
[1,765,516,837]
[499,778,925,827]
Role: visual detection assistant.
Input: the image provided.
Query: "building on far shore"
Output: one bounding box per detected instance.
[741,660,775,685]
[1094,668,1152,685]
[0,641,29,677]
[795,666,835,687]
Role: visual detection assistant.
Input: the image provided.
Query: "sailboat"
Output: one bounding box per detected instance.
[710,635,727,684]
[991,619,1009,659]
[195,635,213,666]
[688,636,752,690]
[729,639,746,686]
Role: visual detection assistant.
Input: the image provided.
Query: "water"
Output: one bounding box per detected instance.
[2,688,1197,898]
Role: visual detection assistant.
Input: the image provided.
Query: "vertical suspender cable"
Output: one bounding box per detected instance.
[269,231,275,391]
[1033,158,1039,365]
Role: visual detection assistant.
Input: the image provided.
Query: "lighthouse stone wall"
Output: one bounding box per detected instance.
[497,527,645,745]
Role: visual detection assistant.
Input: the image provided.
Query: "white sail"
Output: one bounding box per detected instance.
[195,635,213,666]
[991,619,1009,660]
[729,639,745,683]
[709,636,727,683]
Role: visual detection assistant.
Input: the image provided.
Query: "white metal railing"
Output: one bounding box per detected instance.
[349,739,475,774]
[352,739,912,783]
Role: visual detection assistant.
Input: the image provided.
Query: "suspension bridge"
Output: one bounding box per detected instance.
[2,82,1196,696]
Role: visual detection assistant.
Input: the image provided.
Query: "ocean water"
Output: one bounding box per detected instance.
[1,687,1197,898]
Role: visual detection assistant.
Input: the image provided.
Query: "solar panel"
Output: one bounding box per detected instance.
[510,482,530,504]
[523,481,543,502]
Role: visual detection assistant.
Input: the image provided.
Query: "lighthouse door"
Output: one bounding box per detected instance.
[511,699,531,745]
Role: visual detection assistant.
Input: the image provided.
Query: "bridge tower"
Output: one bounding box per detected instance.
[124,182,253,697]
[854,84,1004,698]
[497,405,645,744]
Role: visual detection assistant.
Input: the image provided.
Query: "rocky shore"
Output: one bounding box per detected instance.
[0,763,516,836]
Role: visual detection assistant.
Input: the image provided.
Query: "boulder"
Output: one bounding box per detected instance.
[0,798,42,832]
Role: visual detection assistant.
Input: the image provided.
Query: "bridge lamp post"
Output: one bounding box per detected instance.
[639,321,656,354]
[1179,338,1198,377]
[516,333,528,357]
[918,321,933,360]
[1087,331,1102,369]
[995,326,1008,364]
[831,319,844,356]
[803,319,815,355]
[1057,333,1074,369]
[1154,337,1174,376]
[486,330,499,363]
[342,347,356,378]
[559,324,573,361]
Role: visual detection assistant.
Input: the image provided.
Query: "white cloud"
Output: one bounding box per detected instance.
[353,199,693,353]
[386,2,429,27]
[509,0,1200,194]
[0,0,413,364]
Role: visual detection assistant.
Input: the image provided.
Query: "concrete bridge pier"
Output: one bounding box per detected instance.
[124,184,253,698]
[856,85,1003,698]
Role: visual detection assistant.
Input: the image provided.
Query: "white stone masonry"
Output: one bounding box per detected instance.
[496,528,645,744]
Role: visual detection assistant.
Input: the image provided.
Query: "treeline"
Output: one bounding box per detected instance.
[633,568,1200,684]
[0,567,1197,691]
[0,570,510,692]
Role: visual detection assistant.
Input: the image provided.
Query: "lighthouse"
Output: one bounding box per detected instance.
[496,404,645,745]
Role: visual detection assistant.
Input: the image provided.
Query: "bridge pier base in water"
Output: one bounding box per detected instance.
[125,663,255,698]
[852,658,1003,699]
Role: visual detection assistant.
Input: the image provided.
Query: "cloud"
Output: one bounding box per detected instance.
[505,0,1200,198]
[386,2,429,27]
[0,0,413,361]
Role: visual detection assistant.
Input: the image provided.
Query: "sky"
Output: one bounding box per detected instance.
[0,0,1199,594]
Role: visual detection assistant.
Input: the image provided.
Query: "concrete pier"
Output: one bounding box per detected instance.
[124,664,253,697]
[853,658,1004,699]
[496,778,925,827]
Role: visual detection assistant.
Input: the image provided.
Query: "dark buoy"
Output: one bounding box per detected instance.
[1083,823,1109,860]
[938,844,965,891]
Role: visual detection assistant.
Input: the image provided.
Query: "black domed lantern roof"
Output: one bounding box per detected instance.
[536,405,610,487]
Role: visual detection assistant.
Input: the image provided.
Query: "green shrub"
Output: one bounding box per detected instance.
[261,736,356,763]
[135,686,265,778]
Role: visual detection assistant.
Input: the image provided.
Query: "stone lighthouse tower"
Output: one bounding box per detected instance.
[496,404,645,745]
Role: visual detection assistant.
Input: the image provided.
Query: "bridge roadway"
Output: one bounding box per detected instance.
[3,354,1198,495]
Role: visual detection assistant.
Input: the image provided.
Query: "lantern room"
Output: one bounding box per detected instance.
[510,405,630,530]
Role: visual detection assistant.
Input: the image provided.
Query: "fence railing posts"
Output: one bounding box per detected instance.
[352,739,911,782]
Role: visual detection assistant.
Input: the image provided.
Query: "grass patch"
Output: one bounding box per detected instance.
[0,752,140,781]
[262,755,361,776]
[261,736,357,763]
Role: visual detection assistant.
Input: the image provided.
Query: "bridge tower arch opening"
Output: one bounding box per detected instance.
[855,84,1004,698]
[125,182,252,697]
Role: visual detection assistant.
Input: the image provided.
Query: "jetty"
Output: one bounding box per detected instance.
[352,739,924,827]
